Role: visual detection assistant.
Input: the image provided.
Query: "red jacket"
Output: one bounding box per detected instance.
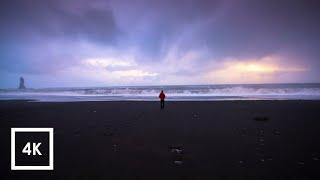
[159,92,165,100]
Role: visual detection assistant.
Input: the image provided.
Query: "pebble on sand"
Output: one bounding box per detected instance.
[113,144,118,152]
[170,145,184,154]
[273,130,281,135]
[254,116,269,122]
[171,148,183,154]
[174,160,183,165]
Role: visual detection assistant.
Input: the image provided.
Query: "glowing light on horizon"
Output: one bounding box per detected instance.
[205,56,307,83]
[234,62,305,73]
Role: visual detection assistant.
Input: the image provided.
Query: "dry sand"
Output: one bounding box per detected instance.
[1,100,320,179]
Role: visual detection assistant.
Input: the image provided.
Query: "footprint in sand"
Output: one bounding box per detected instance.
[254,127,270,164]
[192,114,200,120]
[237,128,248,136]
[311,153,319,161]
[239,160,245,166]
[257,129,264,136]
[113,144,118,152]
[170,145,184,165]
[74,129,81,136]
[103,131,114,136]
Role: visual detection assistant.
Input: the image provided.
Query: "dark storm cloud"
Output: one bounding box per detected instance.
[110,0,227,58]
[0,0,121,74]
[203,0,320,58]
[110,0,320,63]
[1,0,320,87]
[0,0,119,43]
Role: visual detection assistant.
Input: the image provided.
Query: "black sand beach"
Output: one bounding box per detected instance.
[1,100,320,179]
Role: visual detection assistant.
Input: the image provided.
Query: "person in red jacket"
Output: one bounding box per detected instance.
[159,90,166,109]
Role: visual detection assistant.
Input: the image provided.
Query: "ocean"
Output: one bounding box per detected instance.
[1,83,320,102]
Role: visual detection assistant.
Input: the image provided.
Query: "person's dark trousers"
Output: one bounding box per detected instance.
[160,100,165,109]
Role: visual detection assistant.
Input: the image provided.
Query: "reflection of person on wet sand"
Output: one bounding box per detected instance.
[159,90,166,109]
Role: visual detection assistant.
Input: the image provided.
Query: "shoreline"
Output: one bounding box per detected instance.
[2,99,320,103]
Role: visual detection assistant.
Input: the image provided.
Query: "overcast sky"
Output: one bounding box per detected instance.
[1,0,320,88]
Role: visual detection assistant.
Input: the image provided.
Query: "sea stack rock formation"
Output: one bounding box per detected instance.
[19,77,26,89]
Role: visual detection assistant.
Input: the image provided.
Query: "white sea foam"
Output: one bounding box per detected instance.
[1,84,320,101]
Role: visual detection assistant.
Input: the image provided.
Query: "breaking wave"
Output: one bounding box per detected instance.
[1,84,320,101]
